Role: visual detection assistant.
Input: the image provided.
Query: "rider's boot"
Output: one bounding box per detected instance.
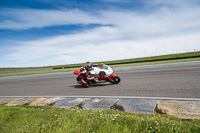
[80,79,89,87]
[85,84,89,88]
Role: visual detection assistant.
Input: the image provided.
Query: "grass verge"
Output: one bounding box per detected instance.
[0,105,200,133]
[0,68,77,77]
[1,51,200,71]
[110,57,200,68]
[0,57,200,77]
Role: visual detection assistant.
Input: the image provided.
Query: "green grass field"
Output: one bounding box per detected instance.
[51,51,200,68]
[0,57,200,77]
[0,105,199,133]
[0,51,200,77]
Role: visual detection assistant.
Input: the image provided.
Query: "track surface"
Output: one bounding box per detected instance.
[0,61,200,98]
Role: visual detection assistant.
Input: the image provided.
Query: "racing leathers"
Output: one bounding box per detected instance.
[78,66,94,87]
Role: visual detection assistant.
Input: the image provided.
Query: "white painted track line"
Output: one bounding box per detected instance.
[1,96,200,101]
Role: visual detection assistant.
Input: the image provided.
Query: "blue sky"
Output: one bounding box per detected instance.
[0,0,200,67]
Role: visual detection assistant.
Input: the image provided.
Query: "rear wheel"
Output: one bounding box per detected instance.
[112,76,121,84]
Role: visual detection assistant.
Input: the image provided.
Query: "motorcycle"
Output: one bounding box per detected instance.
[73,64,121,87]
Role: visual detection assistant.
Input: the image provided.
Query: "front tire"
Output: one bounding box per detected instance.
[112,76,121,84]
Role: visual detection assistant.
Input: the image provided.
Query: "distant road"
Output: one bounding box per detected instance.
[0,61,200,99]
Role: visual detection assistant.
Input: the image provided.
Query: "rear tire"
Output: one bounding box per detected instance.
[112,76,121,84]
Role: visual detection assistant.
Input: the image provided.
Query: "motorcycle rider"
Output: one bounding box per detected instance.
[78,62,95,88]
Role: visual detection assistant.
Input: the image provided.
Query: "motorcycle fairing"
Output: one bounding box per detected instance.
[109,74,116,79]
[73,70,80,75]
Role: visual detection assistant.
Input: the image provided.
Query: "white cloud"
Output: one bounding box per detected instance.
[2,0,200,66]
[1,2,200,33]
[5,26,200,66]
[0,9,102,30]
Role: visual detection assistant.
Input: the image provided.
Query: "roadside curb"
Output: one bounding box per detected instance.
[155,100,200,119]
[0,97,200,119]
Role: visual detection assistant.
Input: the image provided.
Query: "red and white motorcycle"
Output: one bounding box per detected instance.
[73,64,121,87]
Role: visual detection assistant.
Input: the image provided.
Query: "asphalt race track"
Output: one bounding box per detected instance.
[0,61,200,99]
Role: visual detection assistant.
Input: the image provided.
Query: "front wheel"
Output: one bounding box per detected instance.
[112,76,121,84]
